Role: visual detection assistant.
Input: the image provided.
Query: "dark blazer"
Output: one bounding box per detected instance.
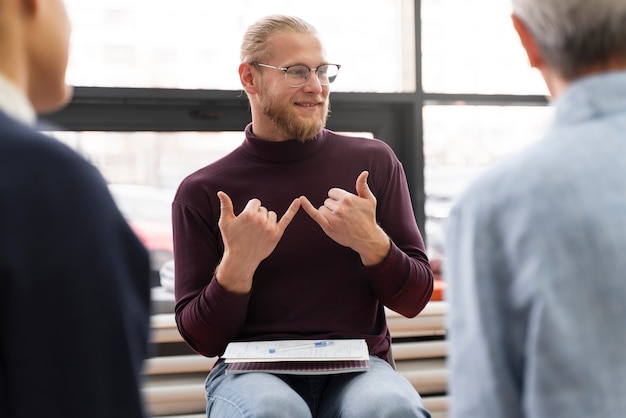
[0,110,151,417]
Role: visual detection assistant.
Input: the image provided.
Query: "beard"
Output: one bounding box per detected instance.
[259,89,330,142]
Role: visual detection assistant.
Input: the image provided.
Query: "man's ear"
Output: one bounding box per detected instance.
[239,62,258,94]
[512,14,544,69]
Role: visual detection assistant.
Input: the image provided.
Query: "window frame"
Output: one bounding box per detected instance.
[40,0,549,245]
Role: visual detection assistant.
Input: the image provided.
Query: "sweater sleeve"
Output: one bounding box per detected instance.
[366,150,434,317]
[172,185,250,357]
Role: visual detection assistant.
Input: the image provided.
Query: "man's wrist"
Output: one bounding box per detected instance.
[215,254,257,295]
[358,228,391,267]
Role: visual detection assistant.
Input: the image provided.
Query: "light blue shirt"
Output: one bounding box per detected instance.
[445,70,626,418]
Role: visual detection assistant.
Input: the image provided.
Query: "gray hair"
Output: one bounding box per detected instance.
[240,15,318,64]
[511,0,626,79]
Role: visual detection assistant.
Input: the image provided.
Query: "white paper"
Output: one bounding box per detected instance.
[223,339,369,363]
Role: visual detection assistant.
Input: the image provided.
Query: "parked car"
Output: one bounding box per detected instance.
[108,184,175,287]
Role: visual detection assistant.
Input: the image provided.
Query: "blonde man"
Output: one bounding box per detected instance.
[173,15,433,418]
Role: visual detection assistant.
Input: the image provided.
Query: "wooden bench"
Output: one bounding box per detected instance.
[143,294,449,418]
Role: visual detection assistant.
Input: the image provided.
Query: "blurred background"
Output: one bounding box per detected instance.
[43,0,553,291]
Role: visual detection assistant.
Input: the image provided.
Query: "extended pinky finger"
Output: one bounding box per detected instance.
[282,198,301,221]
[300,196,329,228]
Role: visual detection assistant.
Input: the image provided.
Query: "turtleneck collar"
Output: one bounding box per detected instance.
[239,123,329,163]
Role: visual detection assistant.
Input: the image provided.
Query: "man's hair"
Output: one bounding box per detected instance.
[240,15,318,63]
[512,0,626,79]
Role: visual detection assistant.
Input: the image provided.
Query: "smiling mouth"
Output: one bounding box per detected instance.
[295,101,323,108]
[294,95,324,106]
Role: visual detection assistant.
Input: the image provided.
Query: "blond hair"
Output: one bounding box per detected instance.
[240,15,318,63]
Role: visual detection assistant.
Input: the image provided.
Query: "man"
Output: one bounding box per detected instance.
[173,14,434,418]
[0,0,151,417]
[445,0,626,417]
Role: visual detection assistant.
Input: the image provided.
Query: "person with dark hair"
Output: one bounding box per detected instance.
[0,1,151,416]
[173,14,434,418]
[445,0,626,417]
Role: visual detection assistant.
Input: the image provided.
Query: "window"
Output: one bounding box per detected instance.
[52,131,243,189]
[47,0,551,282]
[422,104,553,259]
[423,105,553,195]
[421,0,548,95]
[65,0,416,92]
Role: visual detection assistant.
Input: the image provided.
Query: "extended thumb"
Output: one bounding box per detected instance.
[217,191,234,218]
[356,171,373,199]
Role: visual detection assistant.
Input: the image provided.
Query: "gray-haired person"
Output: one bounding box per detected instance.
[445,0,626,417]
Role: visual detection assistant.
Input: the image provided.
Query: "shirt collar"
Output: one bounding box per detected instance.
[0,74,36,126]
[552,70,626,126]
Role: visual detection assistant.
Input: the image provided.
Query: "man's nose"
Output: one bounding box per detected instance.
[302,70,323,92]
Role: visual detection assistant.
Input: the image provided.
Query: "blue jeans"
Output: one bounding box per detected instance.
[205,356,431,418]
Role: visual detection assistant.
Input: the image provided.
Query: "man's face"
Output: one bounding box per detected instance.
[254,32,331,142]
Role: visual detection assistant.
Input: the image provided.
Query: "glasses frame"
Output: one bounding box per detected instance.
[251,62,341,87]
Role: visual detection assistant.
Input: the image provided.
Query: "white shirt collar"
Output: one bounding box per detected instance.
[0,74,36,126]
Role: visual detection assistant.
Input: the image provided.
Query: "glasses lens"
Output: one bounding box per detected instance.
[285,65,309,86]
[283,64,340,86]
[317,64,339,84]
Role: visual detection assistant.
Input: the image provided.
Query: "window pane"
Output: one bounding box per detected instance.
[422,105,554,257]
[52,131,242,189]
[421,0,548,95]
[65,0,415,92]
[424,105,553,194]
[49,131,241,288]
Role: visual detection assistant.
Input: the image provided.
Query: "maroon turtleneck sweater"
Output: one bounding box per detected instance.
[172,124,433,360]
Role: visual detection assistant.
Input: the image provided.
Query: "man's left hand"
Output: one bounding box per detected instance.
[300,171,390,266]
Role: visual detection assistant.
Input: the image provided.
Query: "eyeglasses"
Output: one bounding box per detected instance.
[252,63,341,87]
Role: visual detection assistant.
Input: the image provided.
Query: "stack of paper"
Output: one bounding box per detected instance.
[222,339,370,375]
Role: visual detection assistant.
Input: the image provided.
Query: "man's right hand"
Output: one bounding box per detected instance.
[215,191,301,294]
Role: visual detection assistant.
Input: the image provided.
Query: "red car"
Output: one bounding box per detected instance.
[108,184,175,287]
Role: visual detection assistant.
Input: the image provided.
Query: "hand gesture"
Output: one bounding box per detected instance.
[300,171,390,266]
[215,191,301,294]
